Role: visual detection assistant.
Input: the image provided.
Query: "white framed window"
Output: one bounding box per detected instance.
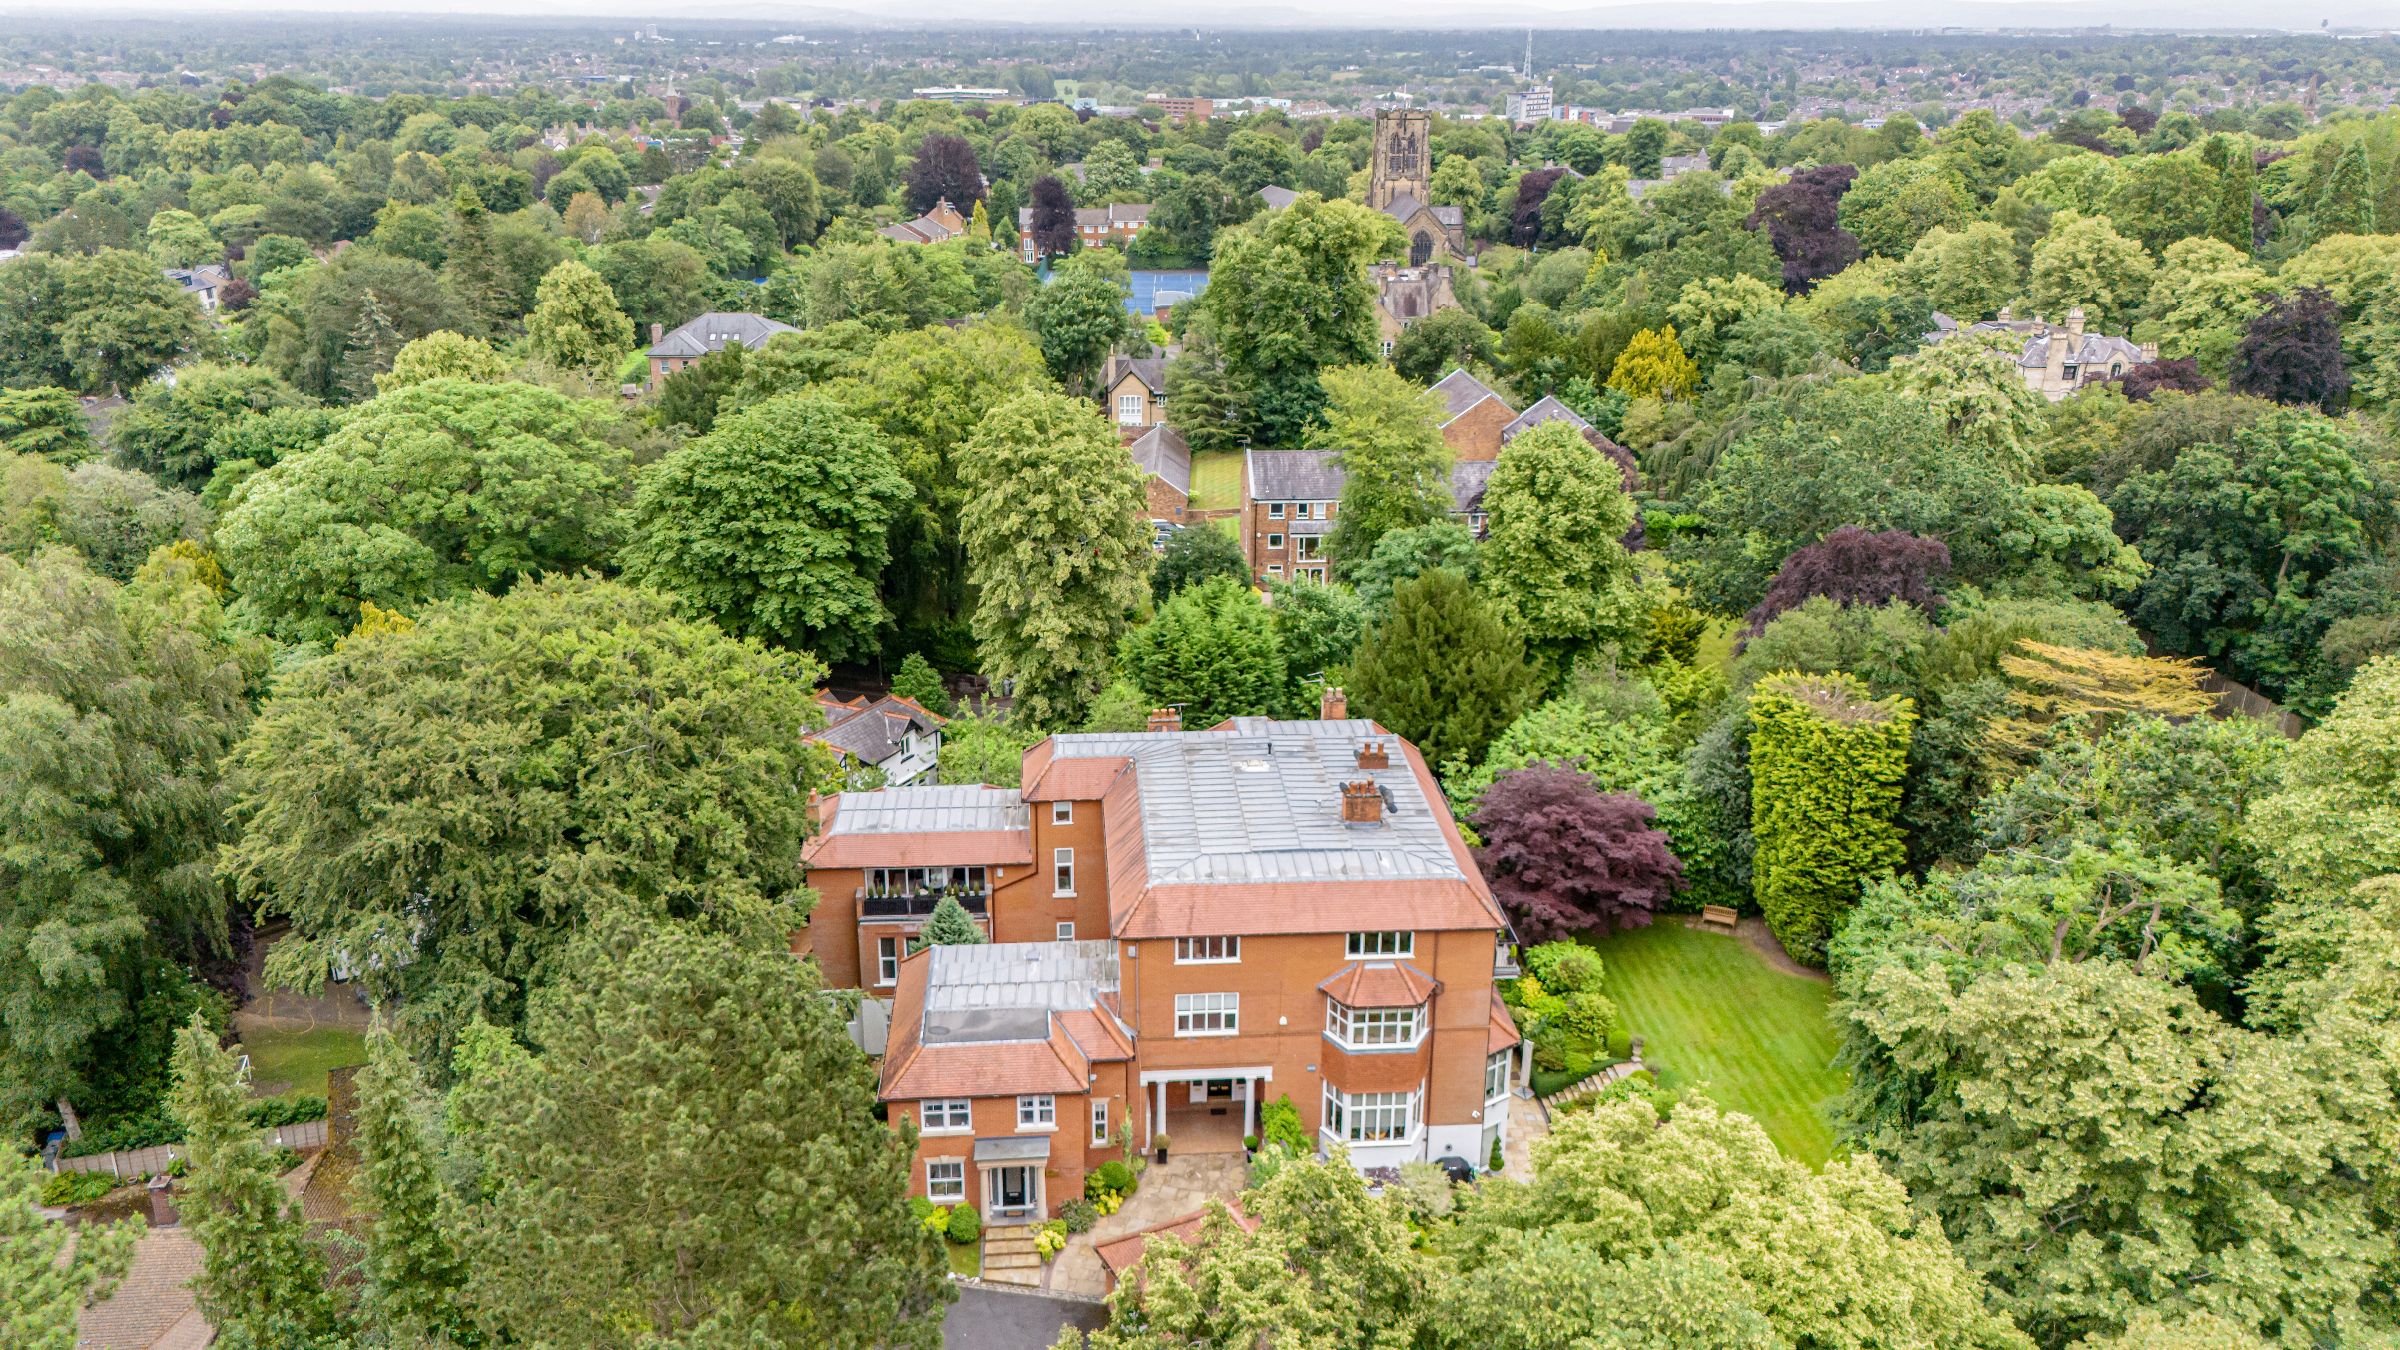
[1266,533,1284,550]
[926,1158,966,1203]
[1174,992,1239,1036]
[1267,565,1283,578]
[1051,800,1074,825]
[1269,502,1286,519]
[1056,921,1075,941]
[877,937,900,985]
[921,1098,972,1133]
[1017,1094,1056,1129]
[1345,931,1414,959]
[1380,339,1394,358]
[1092,1098,1110,1145]
[1486,1049,1512,1102]
[1325,1001,1423,1049]
[1323,1084,1419,1143]
[1117,393,1144,425]
[1295,503,1313,520]
[1175,936,1240,964]
[1053,848,1075,896]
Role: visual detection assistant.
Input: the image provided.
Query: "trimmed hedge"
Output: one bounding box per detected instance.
[1748,671,1914,965]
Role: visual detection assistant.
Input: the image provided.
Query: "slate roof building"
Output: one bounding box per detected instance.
[802,707,1527,1222]
[644,311,797,389]
[808,691,948,787]
[1929,305,2158,401]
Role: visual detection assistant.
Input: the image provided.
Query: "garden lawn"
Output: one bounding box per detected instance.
[1190,450,1242,512]
[238,1025,367,1099]
[1577,921,1847,1167]
[947,1240,981,1279]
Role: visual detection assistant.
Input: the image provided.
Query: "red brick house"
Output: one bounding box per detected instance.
[1017,204,1151,264]
[1128,423,1191,526]
[1430,368,1515,462]
[797,708,1528,1222]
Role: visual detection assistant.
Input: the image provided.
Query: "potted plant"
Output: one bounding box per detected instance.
[1242,1133,1259,1159]
[1153,1132,1170,1165]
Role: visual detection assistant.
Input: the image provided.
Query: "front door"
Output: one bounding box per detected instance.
[993,1165,1033,1216]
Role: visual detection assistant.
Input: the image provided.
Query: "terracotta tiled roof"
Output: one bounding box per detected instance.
[806,828,1032,869]
[1056,1006,1136,1062]
[1096,1201,1258,1285]
[1487,988,1523,1052]
[1023,755,1132,802]
[1318,960,1441,1007]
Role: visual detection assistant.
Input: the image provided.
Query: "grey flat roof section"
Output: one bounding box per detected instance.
[921,940,1121,1045]
[1047,720,1467,887]
[824,785,1029,837]
[973,1136,1053,1164]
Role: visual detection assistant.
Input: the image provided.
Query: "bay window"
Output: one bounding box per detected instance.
[1322,1085,1419,1143]
[1324,1000,1423,1049]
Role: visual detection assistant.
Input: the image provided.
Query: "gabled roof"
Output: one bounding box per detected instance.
[1430,368,1508,421]
[1129,424,1192,497]
[1022,755,1133,803]
[879,941,1133,1102]
[809,692,946,766]
[648,311,797,359]
[1450,460,1498,515]
[1500,394,1593,441]
[1107,354,1168,396]
[1245,447,1344,502]
[1255,185,1302,210]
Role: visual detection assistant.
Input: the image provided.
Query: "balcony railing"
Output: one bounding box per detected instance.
[1493,938,1521,979]
[856,888,990,918]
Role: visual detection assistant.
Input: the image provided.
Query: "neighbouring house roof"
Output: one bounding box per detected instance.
[1018,203,1152,230]
[1255,185,1302,210]
[1096,1202,1258,1286]
[1931,312,2152,371]
[880,940,1135,1102]
[1246,446,1500,516]
[1660,153,1712,176]
[1129,424,1192,498]
[1430,368,1509,421]
[1500,394,1592,441]
[805,786,1033,869]
[1108,354,1169,395]
[808,692,946,767]
[1319,960,1441,1007]
[164,262,230,295]
[1245,447,1344,502]
[648,311,797,359]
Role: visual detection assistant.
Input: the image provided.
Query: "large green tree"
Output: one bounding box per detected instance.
[221,578,836,1060]
[353,1028,477,1346]
[56,249,207,396]
[108,362,313,491]
[460,914,950,1349]
[624,393,911,664]
[1477,420,1642,674]
[0,549,254,1134]
[1191,195,1397,445]
[956,389,1151,728]
[1315,364,1453,576]
[216,378,634,643]
[1748,670,1915,963]
[1024,249,1139,397]
[1348,567,1544,773]
[1118,575,1288,730]
[2,1149,134,1348]
[523,258,636,376]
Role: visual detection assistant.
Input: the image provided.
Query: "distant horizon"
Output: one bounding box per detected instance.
[0,0,2388,34]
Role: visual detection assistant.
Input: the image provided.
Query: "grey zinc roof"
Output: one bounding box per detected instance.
[1246,448,1344,502]
[1501,394,1593,441]
[822,785,1028,838]
[1130,424,1192,496]
[1430,368,1504,419]
[922,940,1120,1045]
[1046,720,1468,887]
[973,1136,1053,1163]
[648,311,797,359]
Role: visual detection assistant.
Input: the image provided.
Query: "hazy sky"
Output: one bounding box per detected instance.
[6,0,2379,27]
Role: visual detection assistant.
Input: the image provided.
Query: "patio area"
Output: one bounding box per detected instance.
[1042,1152,1248,1299]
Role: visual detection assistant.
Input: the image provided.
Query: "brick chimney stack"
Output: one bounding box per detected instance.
[1147,707,1182,733]
[1356,740,1389,770]
[1340,780,1384,825]
[650,322,663,345]
[1320,685,1347,720]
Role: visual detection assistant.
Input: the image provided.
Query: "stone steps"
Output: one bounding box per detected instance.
[981,1229,1045,1286]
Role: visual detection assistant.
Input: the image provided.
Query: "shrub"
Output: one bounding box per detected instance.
[1259,1095,1310,1156]
[946,1204,981,1245]
[1034,1218,1069,1261]
[1606,1025,1634,1062]
[1488,1133,1506,1173]
[1088,1160,1136,1199]
[40,1170,121,1207]
[1560,990,1618,1042]
[264,1146,304,1175]
[249,1095,329,1128]
[1530,1026,1569,1072]
[1061,1198,1099,1233]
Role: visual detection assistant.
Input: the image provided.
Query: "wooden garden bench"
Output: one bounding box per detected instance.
[1699,904,1740,933]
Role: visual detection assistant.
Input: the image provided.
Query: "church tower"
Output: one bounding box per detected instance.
[1369,108,1432,210]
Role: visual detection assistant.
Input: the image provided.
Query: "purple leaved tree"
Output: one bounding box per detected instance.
[1471,763,1684,942]
[1742,526,1951,639]
[1746,163,1861,294]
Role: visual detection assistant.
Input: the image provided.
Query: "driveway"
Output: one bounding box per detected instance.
[942,1283,1107,1350]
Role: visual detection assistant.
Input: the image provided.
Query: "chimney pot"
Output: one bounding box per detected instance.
[1320,685,1347,720]
[1146,707,1181,733]
[1340,780,1384,825]
[1356,740,1390,770]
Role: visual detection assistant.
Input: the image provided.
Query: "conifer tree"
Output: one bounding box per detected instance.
[445,188,514,339]
[168,1015,349,1349]
[2208,137,2256,253]
[1348,568,1544,772]
[355,1029,477,1346]
[338,290,404,403]
[1747,672,1915,963]
[2317,139,2376,240]
[910,894,986,951]
[890,651,952,715]
[2,1150,135,1348]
